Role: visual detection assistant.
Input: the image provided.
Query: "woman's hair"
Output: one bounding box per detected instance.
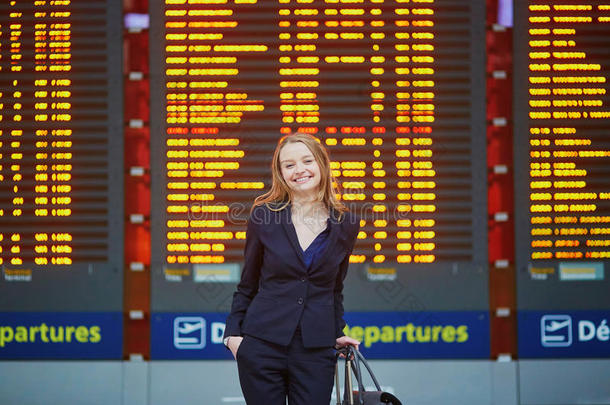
[253,132,348,216]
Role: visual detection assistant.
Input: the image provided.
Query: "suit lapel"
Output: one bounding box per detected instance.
[281,204,307,269]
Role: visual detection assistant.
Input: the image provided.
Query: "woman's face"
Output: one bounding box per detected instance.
[279,141,322,200]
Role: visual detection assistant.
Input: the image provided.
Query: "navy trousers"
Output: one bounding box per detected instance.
[236,328,336,405]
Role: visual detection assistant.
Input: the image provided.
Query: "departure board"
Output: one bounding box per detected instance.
[150,0,487,312]
[514,0,610,309]
[0,0,123,311]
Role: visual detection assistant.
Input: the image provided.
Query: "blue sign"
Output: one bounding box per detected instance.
[151,312,233,359]
[0,312,123,359]
[151,311,489,359]
[344,311,489,359]
[519,311,610,358]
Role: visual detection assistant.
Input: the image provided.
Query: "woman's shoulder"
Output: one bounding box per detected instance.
[249,201,286,226]
[332,207,360,233]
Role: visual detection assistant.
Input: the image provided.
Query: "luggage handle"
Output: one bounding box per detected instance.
[352,347,382,391]
[335,362,341,405]
[336,347,359,405]
[346,347,364,405]
[346,357,356,405]
[336,346,382,405]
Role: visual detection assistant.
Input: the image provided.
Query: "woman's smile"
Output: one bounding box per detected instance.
[294,175,312,184]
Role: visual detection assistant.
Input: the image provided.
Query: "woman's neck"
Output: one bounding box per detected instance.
[291,198,327,218]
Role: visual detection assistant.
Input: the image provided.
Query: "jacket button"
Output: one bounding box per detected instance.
[297,298,304,305]
[300,277,306,282]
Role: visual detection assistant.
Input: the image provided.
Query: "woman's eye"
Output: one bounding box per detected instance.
[285,164,294,169]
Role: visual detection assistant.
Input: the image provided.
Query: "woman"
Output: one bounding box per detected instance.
[223,132,361,405]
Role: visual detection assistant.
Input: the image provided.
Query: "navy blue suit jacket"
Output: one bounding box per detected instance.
[224,202,360,348]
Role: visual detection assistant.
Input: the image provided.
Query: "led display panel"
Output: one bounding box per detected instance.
[0,0,123,311]
[514,0,610,309]
[150,0,487,313]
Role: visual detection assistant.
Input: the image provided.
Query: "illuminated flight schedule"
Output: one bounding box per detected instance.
[0,0,123,311]
[150,0,487,312]
[514,0,610,309]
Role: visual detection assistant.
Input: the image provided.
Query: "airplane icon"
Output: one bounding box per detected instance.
[174,317,206,349]
[541,315,572,347]
[545,320,570,333]
[178,322,202,334]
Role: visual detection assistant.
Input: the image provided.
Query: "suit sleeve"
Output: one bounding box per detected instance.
[333,219,360,339]
[223,215,264,338]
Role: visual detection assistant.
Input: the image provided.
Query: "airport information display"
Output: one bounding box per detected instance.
[514,1,610,357]
[150,0,488,332]
[0,0,123,359]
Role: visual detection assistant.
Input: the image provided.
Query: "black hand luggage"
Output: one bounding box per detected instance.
[335,346,403,405]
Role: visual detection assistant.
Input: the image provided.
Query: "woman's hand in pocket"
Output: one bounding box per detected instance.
[227,336,244,359]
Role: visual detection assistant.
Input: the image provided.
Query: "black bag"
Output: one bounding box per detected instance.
[335,346,402,405]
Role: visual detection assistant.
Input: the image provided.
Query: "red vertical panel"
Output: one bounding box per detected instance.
[123,0,151,359]
[486,0,517,358]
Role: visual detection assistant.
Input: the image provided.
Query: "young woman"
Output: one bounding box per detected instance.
[223,132,361,405]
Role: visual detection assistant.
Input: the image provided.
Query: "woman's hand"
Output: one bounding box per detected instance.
[227,336,244,359]
[335,335,360,352]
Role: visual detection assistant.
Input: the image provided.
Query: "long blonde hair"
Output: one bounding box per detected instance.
[253,133,347,217]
